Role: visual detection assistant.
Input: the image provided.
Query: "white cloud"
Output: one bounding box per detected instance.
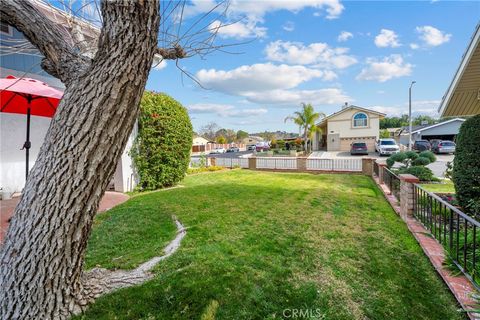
[210,20,267,39]
[374,29,401,48]
[370,100,441,117]
[188,103,267,117]
[283,21,295,32]
[415,26,451,47]
[409,43,420,50]
[196,63,333,95]
[356,54,413,82]
[337,31,353,42]
[265,40,357,69]
[242,88,351,105]
[184,0,344,39]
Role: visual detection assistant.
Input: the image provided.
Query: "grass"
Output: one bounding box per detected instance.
[78,170,464,320]
[420,180,455,193]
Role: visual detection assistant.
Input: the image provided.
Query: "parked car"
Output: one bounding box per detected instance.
[210,147,226,154]
[256,142,270,152]
[350,142,368,155]
[226,147,240,153]
[375,139,400,156]
[247,144,256,151]
[413,140,431,152]
[431,140,456,154]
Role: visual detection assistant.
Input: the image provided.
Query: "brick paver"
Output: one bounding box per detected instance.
[0,191,129,244]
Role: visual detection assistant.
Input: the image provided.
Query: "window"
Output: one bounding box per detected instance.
[353,112,368,127]
[0,22,12,36]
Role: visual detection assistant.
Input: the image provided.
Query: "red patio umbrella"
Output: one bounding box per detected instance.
[0,75,63,179]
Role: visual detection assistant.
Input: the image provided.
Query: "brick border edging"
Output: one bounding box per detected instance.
[372,174,480,320]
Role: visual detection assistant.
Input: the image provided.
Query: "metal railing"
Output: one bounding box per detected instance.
[383,167,400,199]
[413,184,480,290]
[373,161,379,177]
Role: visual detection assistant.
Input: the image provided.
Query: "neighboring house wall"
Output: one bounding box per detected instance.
[193,137,210,145]
[325,109,381,152]
[399,119,465,146]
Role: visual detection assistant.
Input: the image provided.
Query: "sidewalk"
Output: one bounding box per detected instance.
[0,191,129,244]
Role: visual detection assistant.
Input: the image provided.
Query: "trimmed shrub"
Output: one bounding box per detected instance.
[386,152,407,168]
[453,115,480,209]
[419,151,436,163]
[405,151,419,160]
[412,157,431,166]
[399,166,435,181]
[131,92,193,190]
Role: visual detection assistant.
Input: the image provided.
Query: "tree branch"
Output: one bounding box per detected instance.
[0,0,89,83]
[156,45,187,60]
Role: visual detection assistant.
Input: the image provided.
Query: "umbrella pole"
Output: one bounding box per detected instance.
[24,102,31,180]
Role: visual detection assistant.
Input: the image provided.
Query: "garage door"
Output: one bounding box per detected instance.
[340,137,376,151]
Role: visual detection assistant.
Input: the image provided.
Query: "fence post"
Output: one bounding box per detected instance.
[297,157,307,172]
[378,162,387,184]
[248,157,256,170]
[362,158,374,176]
[210,157,216,167]
[399,174,419,220]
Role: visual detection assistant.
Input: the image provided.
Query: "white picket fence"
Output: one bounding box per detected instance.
[209,156,363,172]
[215,157,249,168]
[256,157,297,170]
[306,158,362,172]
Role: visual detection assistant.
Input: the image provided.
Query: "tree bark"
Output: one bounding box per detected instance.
[0,1,160,319]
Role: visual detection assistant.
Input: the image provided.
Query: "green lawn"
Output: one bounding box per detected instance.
[420,180,455,193]
[78,170,463,320]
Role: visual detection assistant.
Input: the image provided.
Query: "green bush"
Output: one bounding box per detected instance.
[419,151,436,163]
[399,166,435,181]
[131,92,193,190]
[412,157,431,166]
[405,151,419,160]
[453,115,480,209]
[386,152,407,168]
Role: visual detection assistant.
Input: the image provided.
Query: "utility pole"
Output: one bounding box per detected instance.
[408,81,416,151]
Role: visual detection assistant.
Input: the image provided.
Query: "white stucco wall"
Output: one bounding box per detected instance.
[326,109,381,139]
[1,112,136,198]
[0,113,51,197]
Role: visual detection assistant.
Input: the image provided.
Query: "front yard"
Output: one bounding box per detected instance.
[79,170,463,319]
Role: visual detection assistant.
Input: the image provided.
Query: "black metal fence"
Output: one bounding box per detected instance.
[413,184,480,290]
[383,167,400,200]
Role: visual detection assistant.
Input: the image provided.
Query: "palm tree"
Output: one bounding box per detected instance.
[285,103,325,153]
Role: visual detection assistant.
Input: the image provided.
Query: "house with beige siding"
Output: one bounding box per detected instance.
[312,105,385,152]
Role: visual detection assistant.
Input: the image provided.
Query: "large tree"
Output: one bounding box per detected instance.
[0,1,230,318]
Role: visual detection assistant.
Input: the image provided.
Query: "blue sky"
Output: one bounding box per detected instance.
[146,0,480,133]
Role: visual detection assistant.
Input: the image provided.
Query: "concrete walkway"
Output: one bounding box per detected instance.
[0,191,129,244]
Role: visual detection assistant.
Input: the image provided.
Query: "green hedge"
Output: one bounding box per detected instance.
[453,115,480,209]
[131,92,193,190]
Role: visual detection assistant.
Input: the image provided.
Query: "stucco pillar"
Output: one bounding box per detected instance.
[297,157,307,171]
[248,157,256,170]
[210,157,216,166]
[399,174,419,220]
[377,162,387,184]
[362,158,374,176]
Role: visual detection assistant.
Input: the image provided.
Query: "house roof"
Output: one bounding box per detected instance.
[316,105,386,126]
[438,23,480,117]
[400,118,466,134]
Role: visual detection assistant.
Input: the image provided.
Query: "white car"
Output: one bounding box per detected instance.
[210,148,226,154]
[375,139,400,156]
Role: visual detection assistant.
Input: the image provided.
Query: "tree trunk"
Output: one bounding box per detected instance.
[0,2,160,319]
